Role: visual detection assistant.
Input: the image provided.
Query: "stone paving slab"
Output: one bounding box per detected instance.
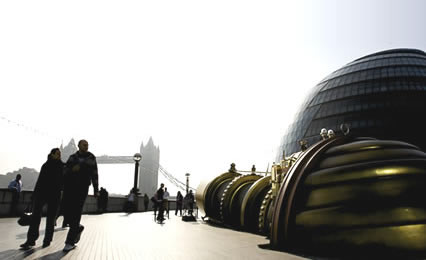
[0,212,306,260]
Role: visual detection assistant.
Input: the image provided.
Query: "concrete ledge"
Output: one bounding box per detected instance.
[0,189,197,216]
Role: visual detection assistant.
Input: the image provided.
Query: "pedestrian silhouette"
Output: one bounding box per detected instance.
[98,187,108,213]
[8,174,22,216]
[125,189,136,213]
[175,191,183,216]
[20,148,64,249]
[143,193,149,212]
[62,139,99,252]
[163,187,170,218]
[184,190,195,216]
[151,194,158,220]
[156,183,165,223]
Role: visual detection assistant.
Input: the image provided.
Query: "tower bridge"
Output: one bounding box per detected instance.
[96,155,134,164]
[96,155,197,193]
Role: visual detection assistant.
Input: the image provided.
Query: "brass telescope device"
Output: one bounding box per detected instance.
[196,129,426,257]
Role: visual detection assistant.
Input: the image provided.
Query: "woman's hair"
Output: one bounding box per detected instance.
[48,148,60,159]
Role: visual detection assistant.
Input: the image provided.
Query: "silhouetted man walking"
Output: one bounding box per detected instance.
[98,187,108,213]
[175,191,183,216]
[8,174,22,216]
[62,139,99,252]
[143,193,149,211]
[163,187,170,218]
[156,183,165,223]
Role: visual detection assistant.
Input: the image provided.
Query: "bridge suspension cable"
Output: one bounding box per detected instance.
[158,165,197,192]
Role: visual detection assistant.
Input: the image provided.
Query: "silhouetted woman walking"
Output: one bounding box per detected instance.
[20,148,64,249]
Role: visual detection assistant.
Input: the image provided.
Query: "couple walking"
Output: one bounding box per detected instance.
[19,139,99,252]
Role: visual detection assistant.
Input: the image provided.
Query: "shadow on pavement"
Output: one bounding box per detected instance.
[16,227,66,240]
[0,248,37,260]
[34,249,68,260]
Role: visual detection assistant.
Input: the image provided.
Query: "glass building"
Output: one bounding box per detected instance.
[277,48,426,160]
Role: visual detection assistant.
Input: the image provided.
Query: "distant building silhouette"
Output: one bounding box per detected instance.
[60,139,78,163]
[138,137,160,197]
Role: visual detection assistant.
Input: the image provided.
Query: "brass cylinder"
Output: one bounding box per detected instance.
[195,171,240,222]
[258,189,274,235]
[270,136,426,256]
[220,174,262,228]
[240,175,271,233]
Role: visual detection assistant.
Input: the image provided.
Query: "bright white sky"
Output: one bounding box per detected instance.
[1,0,425,191]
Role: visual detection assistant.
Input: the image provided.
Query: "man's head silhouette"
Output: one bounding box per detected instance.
[78,140,89,153]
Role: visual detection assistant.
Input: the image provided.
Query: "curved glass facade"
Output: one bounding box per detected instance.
[277,48,426,159]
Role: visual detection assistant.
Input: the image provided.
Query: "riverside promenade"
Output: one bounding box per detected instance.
[0,212,305,260]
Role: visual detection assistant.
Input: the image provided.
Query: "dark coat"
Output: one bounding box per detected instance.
[156,187,164,201]
[65,151,99,193]
[34,158,64,197]
[176,193,183,205]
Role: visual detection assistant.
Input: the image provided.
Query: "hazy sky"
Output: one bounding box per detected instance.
[1,0,425,190]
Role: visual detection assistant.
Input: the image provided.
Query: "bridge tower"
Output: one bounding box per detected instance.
[138,137,160,197]
[60,138,77,163]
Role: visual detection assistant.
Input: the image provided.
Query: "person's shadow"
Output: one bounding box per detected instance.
[16,227,66,240]
[0,248,69,260]
[0,248,37,260]
[34,250,68,260]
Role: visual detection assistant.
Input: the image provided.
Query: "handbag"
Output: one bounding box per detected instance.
[17,203,33,226]
[18,212,32,226]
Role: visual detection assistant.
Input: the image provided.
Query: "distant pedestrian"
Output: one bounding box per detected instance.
[184,190,195,216]
[98,187,108,213]
[175,191,183,216]
[143,193,149,211]
[151,194,158,219]
[8,174,22,216]
[156,183,165,223]
[163,187,170,218]
[126,189,136,213]
[62,139,99,252]
[20,148,64,249]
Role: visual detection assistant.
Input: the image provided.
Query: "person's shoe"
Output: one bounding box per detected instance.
[42,241,51,248]
[74,225,84,244]
[63,243,76,252]
[20,241,35,250]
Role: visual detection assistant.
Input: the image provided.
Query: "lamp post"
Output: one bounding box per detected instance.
[133,153,142,194]
[131,153,142,212]
[185,173,190,194]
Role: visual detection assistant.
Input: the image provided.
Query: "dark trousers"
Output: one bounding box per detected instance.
[63,185,88,245]
[125,201,135,212]
[157,201,165,222]
[27,193,61,243]
[10,190,20,216]
[175,203,182,216]
[188,202,194,215]
[164,199,169,217]
[102,199,108,212]
[56,199,68,226]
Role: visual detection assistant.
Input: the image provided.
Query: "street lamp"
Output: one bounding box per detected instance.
[185,173,190,194]
[133,153,142,195]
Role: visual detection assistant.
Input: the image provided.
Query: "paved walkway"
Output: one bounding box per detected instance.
[0,212,305,260]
